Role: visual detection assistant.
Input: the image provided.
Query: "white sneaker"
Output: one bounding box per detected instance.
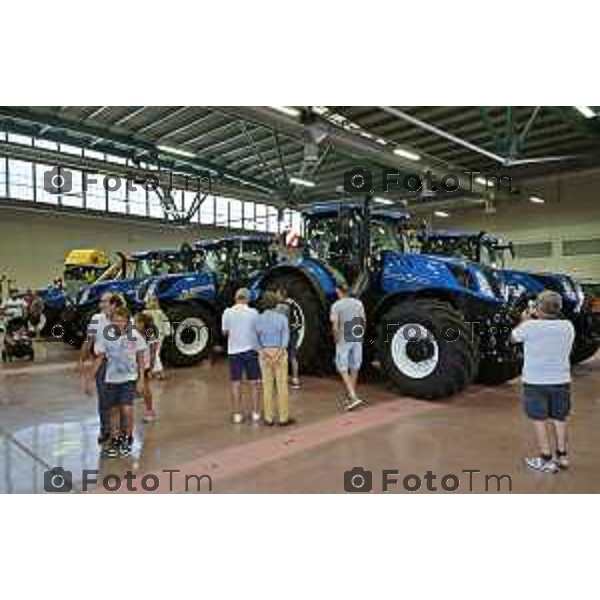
[345,397,364,412]
[251,411,261,424]
[231,412,244,424]
[524,456,559,474]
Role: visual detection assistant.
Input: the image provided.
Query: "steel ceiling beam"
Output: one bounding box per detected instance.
[0,106,278,195]
[379,106,507,164]
[0,139,281,206]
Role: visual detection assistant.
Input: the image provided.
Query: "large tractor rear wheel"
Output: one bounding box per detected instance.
[378,299,478,399]
[265,273,325,372]
[571,338,599,364]
[476,357,522,385]
[162,304,215,367]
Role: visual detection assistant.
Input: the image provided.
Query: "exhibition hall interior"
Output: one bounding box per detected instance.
[1,105,599,493]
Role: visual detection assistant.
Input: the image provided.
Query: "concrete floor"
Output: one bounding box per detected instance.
[1,339,599,493]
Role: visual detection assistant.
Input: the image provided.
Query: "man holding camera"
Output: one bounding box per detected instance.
[330,282,366,411]
[512,290,575,473]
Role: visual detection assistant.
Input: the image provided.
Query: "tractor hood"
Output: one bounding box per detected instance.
[501,268,584,311]
[76,278,142,308]
[382,250,506,304]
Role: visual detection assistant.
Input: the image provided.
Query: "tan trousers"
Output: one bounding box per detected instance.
[259,348,289,423]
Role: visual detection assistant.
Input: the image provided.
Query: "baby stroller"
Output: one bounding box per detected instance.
[2,316,34,362]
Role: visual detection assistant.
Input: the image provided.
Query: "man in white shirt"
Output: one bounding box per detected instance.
[222,288,260,424]
[512,290,575,473]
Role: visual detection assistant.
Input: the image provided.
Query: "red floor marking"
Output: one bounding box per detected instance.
[0,361,77,377]
[93,399,443,494]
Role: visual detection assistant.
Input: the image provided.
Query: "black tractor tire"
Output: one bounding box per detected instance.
[377,299,478,400]
[265,273,326,373]
[571,338,599,364]
[476,356,522,385]
[162,304,215,367]
[58,308,94,349]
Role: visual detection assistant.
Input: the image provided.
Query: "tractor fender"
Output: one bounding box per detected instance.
[160,297,220,323]
[257,263,335,309]
[370,289,460,324]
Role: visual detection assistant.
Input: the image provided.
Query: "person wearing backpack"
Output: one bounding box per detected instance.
[275,285,301,389]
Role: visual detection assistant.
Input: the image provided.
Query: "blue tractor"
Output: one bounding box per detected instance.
[37,249,111,336]
[59,246,203,349]
[418,230,599,365]
[138,234,278,366]
[256,198,519,399]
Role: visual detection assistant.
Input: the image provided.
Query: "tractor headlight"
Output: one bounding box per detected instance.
[78,288,90,306]
[474,269,497,299]
[560,277,578,302]
[143,281,158,304]
[573,279,585,312]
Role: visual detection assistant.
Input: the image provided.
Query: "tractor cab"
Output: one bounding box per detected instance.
[418,230,513,269]
[194,234,277,302]
[62,249,111,300]
[302,199,406,286]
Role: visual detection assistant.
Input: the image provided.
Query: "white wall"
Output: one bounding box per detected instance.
[0,203,223,289]
[430,169,600,280]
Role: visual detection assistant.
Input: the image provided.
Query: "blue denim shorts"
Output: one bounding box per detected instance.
[523,383,571,421]
[105,381,137,407]
[229,350,261,382]
[335,342,363,373]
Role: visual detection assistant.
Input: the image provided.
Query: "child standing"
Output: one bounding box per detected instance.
[144,296,167,380]
[93,306,146,457]
[135,312,157,423]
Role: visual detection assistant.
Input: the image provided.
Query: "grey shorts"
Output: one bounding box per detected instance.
[335,342,363,373]
[523,383,571,421]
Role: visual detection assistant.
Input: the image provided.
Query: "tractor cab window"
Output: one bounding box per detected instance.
[236,241,272,281]
[304,209,364,283]
[480,242,507,269]
[133,256,188,279]
[421,236,479,262]
[370,218,404,255]
[63,265,105,299]
[480,243,511,269]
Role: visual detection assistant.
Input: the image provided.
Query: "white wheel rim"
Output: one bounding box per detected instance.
[175,317,210,357]
[391,323,439,379]
[288,298,305,349]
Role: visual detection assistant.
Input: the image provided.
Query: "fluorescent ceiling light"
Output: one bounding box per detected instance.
[434,210,450,217]
[157,145,196,158]
[373,197,394,205]
[289,176,315,188]
[270,106,301,118]
[311,106,329,115]
[574,106,596,119]
[529,195,545,204]
[394,148,421,161]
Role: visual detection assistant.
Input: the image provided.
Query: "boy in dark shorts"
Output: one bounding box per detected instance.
[512,290,575,473]
[94,306,147,457]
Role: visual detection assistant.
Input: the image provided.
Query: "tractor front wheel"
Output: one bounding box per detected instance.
[162,304,215,367]
[378,299,478,399]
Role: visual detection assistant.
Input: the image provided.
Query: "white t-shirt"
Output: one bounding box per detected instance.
[95,327,147,383]
[222,304,259,355]
[512,319,575,385]
[87,312,109,354]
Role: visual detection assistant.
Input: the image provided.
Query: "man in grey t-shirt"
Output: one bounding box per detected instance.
[330,282,366,411]
[512,290,575,473]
